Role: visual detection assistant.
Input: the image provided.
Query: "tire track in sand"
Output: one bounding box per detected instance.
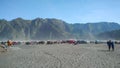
[42,51,62,68]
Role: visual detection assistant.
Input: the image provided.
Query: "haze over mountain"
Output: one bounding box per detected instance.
[97,29,120,40]
[0,18,120,40]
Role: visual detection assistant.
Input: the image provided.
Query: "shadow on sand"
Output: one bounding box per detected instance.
[97,50,113,52]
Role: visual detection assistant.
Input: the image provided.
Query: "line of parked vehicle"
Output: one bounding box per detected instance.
[0,40,120,46]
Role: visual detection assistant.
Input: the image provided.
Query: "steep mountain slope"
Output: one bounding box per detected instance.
[0,19,16,40]
[71,22,120,39]
[10,18,31,40]
[30,18,71,40]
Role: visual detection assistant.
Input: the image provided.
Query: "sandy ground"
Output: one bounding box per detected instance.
[0,43,120,68]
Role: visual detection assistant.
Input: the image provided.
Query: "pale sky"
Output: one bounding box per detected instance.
[0,0,120,23]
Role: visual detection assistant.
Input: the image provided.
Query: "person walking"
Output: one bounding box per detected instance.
[107,40,114,51]
[110,40,114,51]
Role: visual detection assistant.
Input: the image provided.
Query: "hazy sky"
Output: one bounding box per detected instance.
[0,0,120,23]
